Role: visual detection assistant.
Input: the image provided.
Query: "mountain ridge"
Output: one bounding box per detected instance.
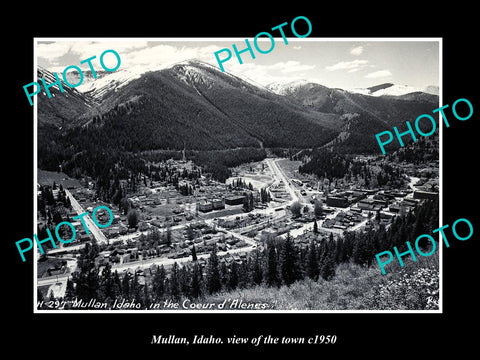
[37,60,439,154]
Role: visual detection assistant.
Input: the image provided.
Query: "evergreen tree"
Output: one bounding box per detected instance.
[152,265,166,300]
[265,240,280,287]
[111,270,122,300]
[238,261,250,289]
[280,234,298,286]
[314,199,324,219]
[206,245,221,294]
[64,278,75,301]
[169,262,180,300]
[127,209,139,229]
[178,266,190,297]
[143,282,151,309]
[320,251,336,281]
[99,262,113,301]
[228,261,239,290]
[165,225,172,246]
[313,219,318,234]
[290,201,302,218]
[131,274,144,307]
[306,239,319,280]
[220,261,229,289]
[121,272,131,300]
[190,263,202,299]
[191,245,197,262]
[73,242,100,301]
[187,225,195,241]
[250,249,263,285]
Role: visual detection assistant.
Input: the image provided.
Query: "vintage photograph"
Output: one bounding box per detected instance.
[34,38,441,312]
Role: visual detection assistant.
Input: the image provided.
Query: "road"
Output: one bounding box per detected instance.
[37,273,70,287]
[265,158,299,205]
[65,189,108,244]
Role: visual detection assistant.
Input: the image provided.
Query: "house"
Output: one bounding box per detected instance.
[326,196,349,208]
[211,198,225,210]
[198,200,213,212]
[358,198,375,210]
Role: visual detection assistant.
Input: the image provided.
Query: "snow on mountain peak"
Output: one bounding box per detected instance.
[266,79,311,95]
[347,83,439,97]
[74,68,142,99]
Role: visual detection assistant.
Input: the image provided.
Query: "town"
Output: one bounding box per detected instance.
[36,149,439,305]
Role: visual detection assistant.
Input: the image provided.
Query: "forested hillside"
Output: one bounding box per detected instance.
[43,198,439,310]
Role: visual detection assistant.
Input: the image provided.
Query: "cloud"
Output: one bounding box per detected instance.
[37,42,72,60]
[38,41,150,61]
[365,70,392,78]
[326,59,369,71]
[350,46,364,56]
[37,41,227,73]
[69,41,149,59]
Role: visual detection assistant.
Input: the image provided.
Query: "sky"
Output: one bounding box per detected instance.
[36,38,440,90]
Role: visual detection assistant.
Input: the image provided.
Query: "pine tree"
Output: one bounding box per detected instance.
[190,263,202,299]
[280,234,298,286]
[165,225,172,246]
[220,261,229,289]
[228,261,239,290]
[143,282,151,309]
[313,219,318,234]
[64,279,75,301]
[238,261,250,289]
[306,239,319,280]
[152,265,166,300]
[178,266,190,297]
[251,249,263,285]
[131,274,144,307]
[121,272,131,300]
[265,240,280,287]
[127,209,139,228]
[99,262,113,301]
[206,245,221,294]
[169,262,180,300]
[112,270,122,300]
[320,251,336,281]
[191,245,197,262]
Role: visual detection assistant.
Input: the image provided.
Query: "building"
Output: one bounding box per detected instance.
[211,198,225,210]
[198,200,213,212]
[326,196,349,208]
[224,195,246,206]
[414,190,438,200]
[358,198,376,210]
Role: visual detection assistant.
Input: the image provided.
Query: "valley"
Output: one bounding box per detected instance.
[35,59,440,310]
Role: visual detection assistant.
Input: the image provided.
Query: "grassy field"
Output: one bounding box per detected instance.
[37,169,81,188]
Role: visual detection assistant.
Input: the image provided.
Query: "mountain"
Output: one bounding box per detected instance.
[39,60,342,152]
[266,80,439,153]
[37,67,94,128]
[38,60,439,155]
[348,82,439,97]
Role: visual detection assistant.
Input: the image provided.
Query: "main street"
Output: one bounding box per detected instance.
[65,189,108,244]
[264,158,299,205]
